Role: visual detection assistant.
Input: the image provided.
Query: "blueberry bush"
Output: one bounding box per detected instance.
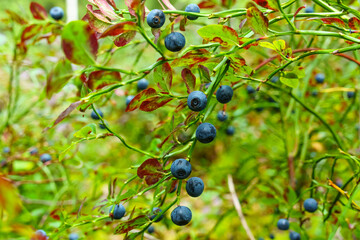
[0,0,360,239]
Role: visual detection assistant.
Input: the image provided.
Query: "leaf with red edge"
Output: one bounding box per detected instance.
[61,21,99,65]
[50,209,61,220]
[198,65,211,82]
[126,88,157,112]
[114,215,148,234]
[46,59,73,98]
[87,71,121,90]
[349,17,360,30]
[153,62,173,91]
[228,54,247,73]
[252,0,279,11]
[198,24,240,47]
[171,49,210,68]
[137,159,163,185]
[87,4,111,23]
[114,31,137,47]
[246,6,269,36]
[100,21,137,38]
[139,96,173,112]
[181,68,196,93]
[161,0,176,10]
[30,2,48,20]
[83,9,112,33]
[198,1,217,8]
[106,0,118,9]
[320,18,346,28]
[5,10,28,25]
[93,0,119,20]
[21,24,43,42]
[125,0,142,16]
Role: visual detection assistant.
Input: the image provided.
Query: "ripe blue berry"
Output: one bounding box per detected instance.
[171,159,192,179]
[126,95,135,106]
[50,7,64,20]
[226,126,235,136]
[30,147,38,155]
[91,109,103,120]
[165,32,186,52]
[277,218,289,230]
[149,207,163,222]
[148,225,155,234]
[186,177,204,197]
[40,153,52,163]
[185,4,200,20]
[270,76,279,83]
[146,9,165,28]
[347,91,355,98]
[69,233,79,240]
[33,229,48,240]
[311,90,318,97]
[137,79,149,90]
[171,206,192,226]
[289,231,301,240]
[99,121,107,129]
[187,91,207,111]
[2,147,10,154]
[305,6,314,13]
[303,198,318,212]
[269,233,275,239]
[109,204,126,219]
[315,73,325,84]
[246,85,256,94]
[216,85,233,104]
[196,123,216,143]
[217,111,228,121]
[336,179,343,188]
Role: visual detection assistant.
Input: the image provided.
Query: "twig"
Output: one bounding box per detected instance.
[227,175,255,240]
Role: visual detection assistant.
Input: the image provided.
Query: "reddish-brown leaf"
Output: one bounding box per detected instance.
[139,96,173,112]
[153,62,173,91]
[93,0,119,20]
[181,68,196,93]
[125,0,142,16]
[87,4,111,23]
[137,159,163,185]
[198,1,217,8]
[30,2,48,20]
[198,65,211,82]
[320,18,347,28]
[87,71,121,90]
[252,0,279,11]
[171,49,210,68]
[100,21,137,38]
[5,10,28,25]
[114,31,137,47]
[106,0,118,9]
[349,17,360,30]
[247,6,269,35]
[21,24,43,42]
[114,215,148,234]
[83,10,112,34]
[126,88,157,112]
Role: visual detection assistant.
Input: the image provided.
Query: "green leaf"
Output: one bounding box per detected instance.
[280,72,299,88]
[259,41,276,50]
[273,39,286,51]
[61,20,99,65]
[197,24,240,47]
[246,6,269,36]
[46,59,73,98]
[74,123,97,138]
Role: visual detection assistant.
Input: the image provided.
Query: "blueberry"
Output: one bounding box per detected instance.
[149,207,164,222]
[33,229,48,240]
[217,111,228,121]
[171,206,192,226]
[186,177,204,197]
[270,76,279,83]
[311,90,318,97]
[30,147,38,155]
[126,95,135,106]
[146,9,165,28]
[109,204,126,219]
[91,109,103,120]
[303,198,318,212]
[40,153,52,163]
[2,147,10,154]
[225,126,235,136]
[347,91,355,99]
[187,91,207,111]
[289,231,301,240]
[196,123,216,143]
[137,79,149,91]
[216,85,233,104]
[277,218,289,230]
[50,7,64,20]
[336,179,343,188]
[185,4,200,20]
[269,233,275,239]
[171,159,192,179]
[164,32,186,52]
[246,85,256,94]
[305,6,314,13]
[99,122,106,129]
[315,73,325,84]
[69,233,79,240]
[148,225,155,234]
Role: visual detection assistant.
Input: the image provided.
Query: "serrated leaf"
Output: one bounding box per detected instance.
[197,24,240,47]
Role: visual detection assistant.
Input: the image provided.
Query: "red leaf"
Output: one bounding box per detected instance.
[114,31,137,47]
[106,0,118,9]
[93,0,119,20]
[83,9,112,33]
[181,68,196,93]
[349,17,360,30]
[198,1,217,8]
[100,21,137,38]
[21,24,43,42]
[139,96,173,112]
[137,159,163,185]
[125,0,142,16]
[87,4,111,23]
[252,0,279,11]
[50,209,60,220]
[198,65,211,82]
[87,71,121,90]
[125,88,157,112]
[30,2,48,20]
[171,49,210,68]
[320,18,346,28]
[114,215,148,234]
[5,10,28,25]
